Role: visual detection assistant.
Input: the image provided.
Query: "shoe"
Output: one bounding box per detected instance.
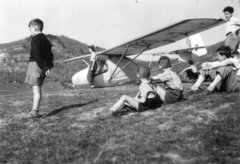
[27,110,40,118]
[91,85,95,89]
[97,110,114,120]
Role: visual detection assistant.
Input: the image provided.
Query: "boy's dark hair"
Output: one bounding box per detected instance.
[217,46,232,58]
[188,60,194,65]
[28,18,44,31]
[159,56,171,68]
[88,45,96,52]
[138,66,150,79]
[223,6,234,14]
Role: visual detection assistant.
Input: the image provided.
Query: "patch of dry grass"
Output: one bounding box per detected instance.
[1,84,240,164]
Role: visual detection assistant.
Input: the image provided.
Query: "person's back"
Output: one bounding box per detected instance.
[29,34,53,70]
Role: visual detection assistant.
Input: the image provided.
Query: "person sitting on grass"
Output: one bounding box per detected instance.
[189,46,240,95]
[149,56,184,104]
[97,66,159,119]
[179,59,199,80]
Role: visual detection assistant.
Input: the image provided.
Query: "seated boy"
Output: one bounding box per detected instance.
[97,66,158,119]
[179,59,199,80]
[189,46,240,94]
[150,56,184,104]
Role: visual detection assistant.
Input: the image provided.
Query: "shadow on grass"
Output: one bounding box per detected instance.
[112,102,163,117]
[45,100,98,117]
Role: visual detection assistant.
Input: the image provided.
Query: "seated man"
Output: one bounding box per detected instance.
[189,46,240,95]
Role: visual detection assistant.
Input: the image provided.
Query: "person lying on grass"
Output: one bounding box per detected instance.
[189,45,240,95]
[97,66,159,119]
[149,56,184,104]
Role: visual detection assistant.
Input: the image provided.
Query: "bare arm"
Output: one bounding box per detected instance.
[209,59,234,69]
[179,66,191,74]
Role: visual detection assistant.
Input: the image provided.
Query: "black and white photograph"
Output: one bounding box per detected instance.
[1,0,240,163]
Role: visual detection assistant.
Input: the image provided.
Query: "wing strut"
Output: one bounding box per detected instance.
[110,46,150,80]
[148,54,155,68]
[108,44,130,81]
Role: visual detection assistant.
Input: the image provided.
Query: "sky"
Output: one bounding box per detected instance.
[0,0,240,53]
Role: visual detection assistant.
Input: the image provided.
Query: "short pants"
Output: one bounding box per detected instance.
[164,88,183,104]
[25,62,45,86]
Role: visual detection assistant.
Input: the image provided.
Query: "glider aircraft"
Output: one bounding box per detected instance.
[63,18,225,87]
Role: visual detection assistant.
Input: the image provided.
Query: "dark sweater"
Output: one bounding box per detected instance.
[29,33,54,69]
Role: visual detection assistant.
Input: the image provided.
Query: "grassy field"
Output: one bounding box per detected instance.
[1,83,240,164]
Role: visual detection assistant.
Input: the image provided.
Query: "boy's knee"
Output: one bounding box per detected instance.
[121,95,128,99]
[215,66,233,79]
[217,66,232,72]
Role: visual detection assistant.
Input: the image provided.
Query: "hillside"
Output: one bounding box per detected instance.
[1,83,240,163]
[0,34,105,86]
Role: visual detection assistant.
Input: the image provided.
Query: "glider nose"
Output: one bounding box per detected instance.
[72,68,89,85]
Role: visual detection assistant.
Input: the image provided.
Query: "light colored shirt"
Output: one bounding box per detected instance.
[152,68,183,91]
[90,51,97,61]
[138,81,155,99]
[225,16,240,35]
[190,65,198,73]
[229,58,240,75]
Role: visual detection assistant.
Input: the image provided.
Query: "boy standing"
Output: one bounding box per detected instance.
[223,6,240,53]
[25,18,54,118]
[150,56,184,104]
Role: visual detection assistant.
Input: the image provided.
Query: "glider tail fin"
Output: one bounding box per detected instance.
[187,33,207,56]
[177,33,207,62]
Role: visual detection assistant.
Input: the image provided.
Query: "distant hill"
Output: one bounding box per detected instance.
[0,34,105,60]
